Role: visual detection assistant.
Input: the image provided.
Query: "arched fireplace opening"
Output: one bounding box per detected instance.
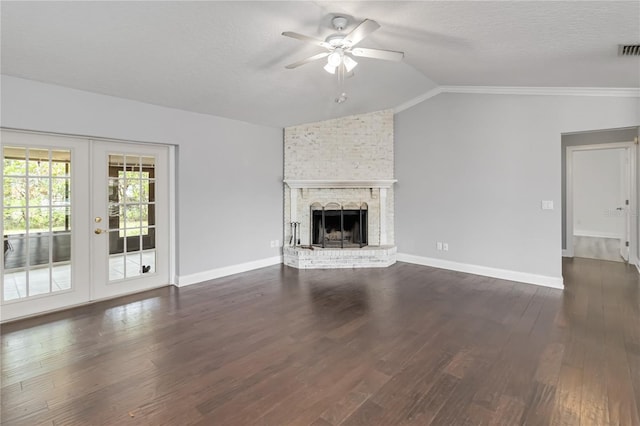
[310,202,368,248]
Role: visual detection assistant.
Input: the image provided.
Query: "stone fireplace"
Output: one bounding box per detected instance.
[283,110,397,268]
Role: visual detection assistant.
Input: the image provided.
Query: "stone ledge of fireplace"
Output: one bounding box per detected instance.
[283,245,397,269]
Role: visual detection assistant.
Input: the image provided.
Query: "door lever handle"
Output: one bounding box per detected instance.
[616,207,624,211]
[94,228,107,235]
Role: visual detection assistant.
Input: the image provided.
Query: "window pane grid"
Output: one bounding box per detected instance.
[108,153,156,281]
[2,146,72,302]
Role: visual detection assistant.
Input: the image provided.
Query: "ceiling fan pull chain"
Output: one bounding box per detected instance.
[335,63,348,104]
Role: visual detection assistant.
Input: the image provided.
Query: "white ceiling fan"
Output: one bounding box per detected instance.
[282,16,405,74]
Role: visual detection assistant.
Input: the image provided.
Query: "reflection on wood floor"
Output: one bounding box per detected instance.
[573,235,623,263]
[1,258,639,425]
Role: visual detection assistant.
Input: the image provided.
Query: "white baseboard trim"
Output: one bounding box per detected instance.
[562,249,572,257]
[636,261,640,274]
[177,255,283,287]
[397,253,564,290]
[573,230,622,239]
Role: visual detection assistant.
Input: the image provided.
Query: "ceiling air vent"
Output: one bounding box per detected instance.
[618,44,640,56]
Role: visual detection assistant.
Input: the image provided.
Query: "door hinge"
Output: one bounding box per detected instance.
[635,136,639,145]
[626,241,630,247]
[626,199,630,205]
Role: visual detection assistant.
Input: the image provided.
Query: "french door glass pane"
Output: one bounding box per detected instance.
[2,146,72,301]
[108,153,156,282]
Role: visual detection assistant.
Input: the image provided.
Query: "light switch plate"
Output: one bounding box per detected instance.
[541,200,554,210]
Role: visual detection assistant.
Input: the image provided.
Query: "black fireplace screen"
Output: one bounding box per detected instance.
[311,207,367,248]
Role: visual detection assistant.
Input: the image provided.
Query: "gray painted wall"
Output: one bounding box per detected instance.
[560,127,638,249]
[1,75,283,277]
[395,93,639,279]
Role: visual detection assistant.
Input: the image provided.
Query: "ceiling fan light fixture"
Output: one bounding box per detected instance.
[327,49,343,67]
[343,55,358,72]
[323,63,337,74]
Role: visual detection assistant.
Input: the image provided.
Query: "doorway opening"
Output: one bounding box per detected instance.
[565,141,636,263]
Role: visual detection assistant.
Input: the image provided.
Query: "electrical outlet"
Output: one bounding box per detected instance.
[437,241,443,251]
[443,243,449,251]
[270,240,275,248]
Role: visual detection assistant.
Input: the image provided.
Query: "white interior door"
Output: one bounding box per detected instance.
[1,131,90,321]
[90,141,169,300]
[2,131,171,322]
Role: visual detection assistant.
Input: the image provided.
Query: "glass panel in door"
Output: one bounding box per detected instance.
[107,154,157,281]
[2,146,72,301]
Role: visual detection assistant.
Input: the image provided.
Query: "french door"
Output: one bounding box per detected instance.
[91,140,169,300]
[1,130,170,321]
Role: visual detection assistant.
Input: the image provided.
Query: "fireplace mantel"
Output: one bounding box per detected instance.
[284,179,397,189]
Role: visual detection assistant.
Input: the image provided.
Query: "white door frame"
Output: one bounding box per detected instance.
[565,142,636,262]
[1,128,177,322]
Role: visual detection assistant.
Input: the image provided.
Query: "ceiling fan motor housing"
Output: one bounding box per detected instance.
[332,16,348,31]
[326,34,348,48]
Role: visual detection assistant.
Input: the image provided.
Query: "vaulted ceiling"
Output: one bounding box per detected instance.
[2,1,639,128]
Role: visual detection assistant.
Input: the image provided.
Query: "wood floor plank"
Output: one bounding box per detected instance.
[489,395,526,426]
[318,368,390,425]
[1,258,638,425]
[340,399,385,426]
[549,364,582,426]
[519,381,557,426]
[601,261,640,426]
[579,261,611,426]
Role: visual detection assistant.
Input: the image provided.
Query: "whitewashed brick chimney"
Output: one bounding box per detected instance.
[283,109,397,268]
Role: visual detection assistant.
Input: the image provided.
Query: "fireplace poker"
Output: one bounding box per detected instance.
[293,222,298,247]
[289,222,293,245]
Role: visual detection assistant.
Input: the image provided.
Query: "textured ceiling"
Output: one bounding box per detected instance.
[2,1,639,128]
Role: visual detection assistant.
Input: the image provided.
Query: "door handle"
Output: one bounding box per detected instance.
[94,228,107,235]
[616,207,624,211]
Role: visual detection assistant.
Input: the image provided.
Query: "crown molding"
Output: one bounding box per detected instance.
[393,87,442,113]
[394,85,640,113]
[440,85,640,97]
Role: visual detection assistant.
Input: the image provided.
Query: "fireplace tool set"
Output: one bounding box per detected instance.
[289,222,301,247]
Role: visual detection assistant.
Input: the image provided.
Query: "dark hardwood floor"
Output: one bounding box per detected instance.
[1,258,639,425]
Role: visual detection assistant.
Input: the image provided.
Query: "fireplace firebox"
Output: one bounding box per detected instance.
[311,203,367,248]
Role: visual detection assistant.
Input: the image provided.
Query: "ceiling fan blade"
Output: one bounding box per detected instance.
[285,52,330,69]
[282,32,331,49]
[344,19,381,47]
[351,47,404,62]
